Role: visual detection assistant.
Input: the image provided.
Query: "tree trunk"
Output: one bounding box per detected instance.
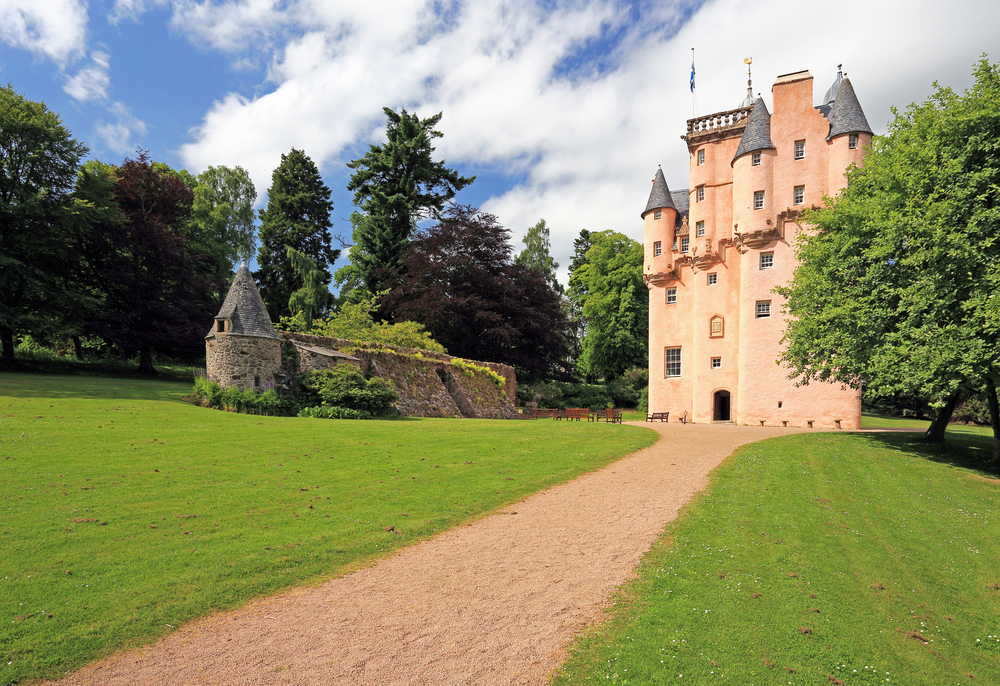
[987,380,1000,467]
[0,326,14,366]
[72,335,84,360]
[924,391,961,443]
[137,345,156,374]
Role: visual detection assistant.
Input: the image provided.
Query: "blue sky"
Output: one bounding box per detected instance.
[3,0,999,285]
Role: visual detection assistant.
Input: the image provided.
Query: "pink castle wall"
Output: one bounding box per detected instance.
[645,71,868,429]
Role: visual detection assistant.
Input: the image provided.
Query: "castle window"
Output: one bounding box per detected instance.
[216,320,225,333]
[849,134,858,149]
[697,186,705,202]
[654,241,662,257]
[794,186,805,206]
[756,300,771,318]
[667,288,677,304]
[654,209,662,219]
[752,152,761,166]
[680,237,689,253]
[754,191,765,210]
[794,140,805,160]
[697,149,705,166]
[760,252,774,270]
[708,273,718,285]
[665,347,682,378]
[711,357,721,369]
[696,221,705,237]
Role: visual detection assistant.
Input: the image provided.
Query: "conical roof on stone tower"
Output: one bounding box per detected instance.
[208,262,281,339]
[825,77,873,140]
[732,97,776,165]
[641,167,675,219]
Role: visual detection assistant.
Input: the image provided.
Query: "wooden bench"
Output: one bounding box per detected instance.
[564,408,590,421]
[528,408,561,419]
[646,412,670,422]
[596,408,624,424]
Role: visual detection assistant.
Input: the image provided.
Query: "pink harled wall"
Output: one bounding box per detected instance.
[645,70,865,429]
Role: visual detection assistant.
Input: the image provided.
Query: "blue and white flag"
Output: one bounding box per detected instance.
[690,56,695,92]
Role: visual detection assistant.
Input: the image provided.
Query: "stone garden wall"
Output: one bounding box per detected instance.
[280,332,518,419]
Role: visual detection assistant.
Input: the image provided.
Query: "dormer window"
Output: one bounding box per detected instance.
[216,320,225,333]
[751,152,761,166]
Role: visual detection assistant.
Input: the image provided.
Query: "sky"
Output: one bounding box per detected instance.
[2,0,999,286]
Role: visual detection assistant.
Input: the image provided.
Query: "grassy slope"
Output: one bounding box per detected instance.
[0,372,656,685]
[553,427,1000,685]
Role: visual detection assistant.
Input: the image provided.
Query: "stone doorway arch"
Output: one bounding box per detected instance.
[713,390,731,422]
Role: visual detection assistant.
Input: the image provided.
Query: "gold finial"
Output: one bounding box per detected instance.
[743,57,752,65]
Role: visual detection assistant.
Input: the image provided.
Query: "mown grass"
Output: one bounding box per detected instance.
[0,372,656,685]
[552,426,1000,685]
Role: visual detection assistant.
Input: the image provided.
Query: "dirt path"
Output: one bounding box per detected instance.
[61,421,805,686]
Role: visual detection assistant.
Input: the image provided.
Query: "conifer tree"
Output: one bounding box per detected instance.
[256,149,337,320]
[337,108,474,302]
[515,219,564,295]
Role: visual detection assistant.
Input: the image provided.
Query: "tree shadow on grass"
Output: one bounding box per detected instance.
[0,362,194,402]
[849,428,998,477]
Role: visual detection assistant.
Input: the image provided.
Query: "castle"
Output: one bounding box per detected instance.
[643,67,872,428]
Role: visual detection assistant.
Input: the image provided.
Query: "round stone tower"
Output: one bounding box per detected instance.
[205,262,282,390]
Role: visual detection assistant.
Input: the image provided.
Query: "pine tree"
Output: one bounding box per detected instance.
[255,149,337,320]
[337,108,474,302]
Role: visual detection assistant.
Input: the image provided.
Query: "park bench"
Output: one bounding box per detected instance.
[564,408,590,421]
[596,408,623,424]
[646,412,670,422]
[531,408,561,419]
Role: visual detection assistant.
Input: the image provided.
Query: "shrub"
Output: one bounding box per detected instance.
[301,366,398,416]
[191,372,290,416]
[297,405,372,420]
[452,358,506,389]
[954,395,992,425]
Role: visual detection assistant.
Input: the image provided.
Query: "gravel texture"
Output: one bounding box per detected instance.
[60,421,805,685]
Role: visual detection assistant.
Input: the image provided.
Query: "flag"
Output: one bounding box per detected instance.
[690,55,695,92]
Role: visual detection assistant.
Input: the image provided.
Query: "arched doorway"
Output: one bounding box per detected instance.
[713,390,731,422]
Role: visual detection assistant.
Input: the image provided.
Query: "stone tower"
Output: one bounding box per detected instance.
[644,66,872,428]
[205,262,282,390]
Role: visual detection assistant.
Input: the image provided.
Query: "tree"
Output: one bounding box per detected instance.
[571,231,647,382]
[191,165,258,269]
[337,108,475,300]
[384,205,572,380]
[515,219,564,295]
[286,247,328,329]
[256,149,337,320]
[566,228,596,361]
[83,152,217,372]
[779,57,1000,459]
[0,84,88,365]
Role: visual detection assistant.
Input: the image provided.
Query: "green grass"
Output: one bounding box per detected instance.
[552,427,1000,685]
[860,412,931,429]
[0,372,656,685]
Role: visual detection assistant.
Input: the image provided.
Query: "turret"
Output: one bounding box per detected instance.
[642,167,677,269]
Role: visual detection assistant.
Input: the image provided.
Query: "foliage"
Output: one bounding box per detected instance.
[337,107,475,301]
[554,430,1000,685]
[82,152,220,373]
[278,292,446,352]
[256,149,338,320]
[954,394,993,425]
[779,58,1000,456]
[385,205,573,381]
[565,228,596,361]
[515,218,563,295]
[451,358,505,389]
[190,164,258,268]
[297,404,372,420]
[569,230,647,382]
[0,371,655,684]
[0,84,89,365]
[300,366,398,416]
[191,372,289,416]
[286,247,328,329]
[519,366,647,410]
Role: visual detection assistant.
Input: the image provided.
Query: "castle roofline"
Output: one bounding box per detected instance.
[207,262,281,340]
[773,70,812,86]
[732,98,776,166]
[824,77,873,140]
[642,167,676,219]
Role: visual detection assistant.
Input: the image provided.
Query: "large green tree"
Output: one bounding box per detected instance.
[570,230,647,382]
[515,218,564,295]
[191,165,258,269]
[779,57,1000,458]
[256,149,337,320]
[337,108,475,300]
[0,85,88,365]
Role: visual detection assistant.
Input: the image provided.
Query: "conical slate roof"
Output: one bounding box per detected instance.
[732,98,776,165]
[642,167,675,219]
[208,262,280,339]
[822,66,843,105]
[825,77,872,140]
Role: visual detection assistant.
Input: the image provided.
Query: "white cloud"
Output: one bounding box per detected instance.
[172,0,1000,284]
[63,51,111,102]
[0,0,88,65]
[94,102,148,155]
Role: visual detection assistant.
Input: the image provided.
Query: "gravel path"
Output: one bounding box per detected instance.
[61,421,805,686]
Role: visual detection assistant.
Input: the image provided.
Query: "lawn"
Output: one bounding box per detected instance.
[552,425,1000,685]
[0,371,656,685]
